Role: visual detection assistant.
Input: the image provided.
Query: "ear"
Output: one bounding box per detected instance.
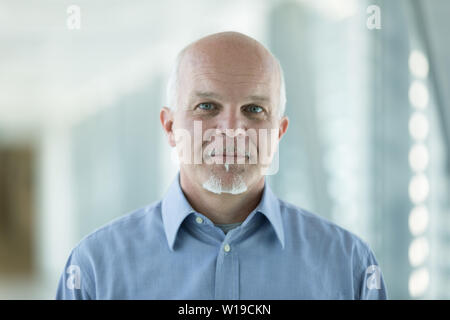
[160,107,176,147]
[278,116,289,141]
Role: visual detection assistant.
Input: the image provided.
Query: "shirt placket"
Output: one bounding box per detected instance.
[214,234,240,300]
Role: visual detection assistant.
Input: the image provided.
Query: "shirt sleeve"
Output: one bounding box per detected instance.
[356,245,388,300]
[55,246,95,300]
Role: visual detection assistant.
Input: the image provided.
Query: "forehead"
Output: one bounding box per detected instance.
[177,44,280,101]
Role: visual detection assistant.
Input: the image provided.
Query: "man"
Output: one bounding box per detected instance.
[56,31,388,299]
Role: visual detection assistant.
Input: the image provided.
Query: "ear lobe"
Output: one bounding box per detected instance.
[160,107,176,147]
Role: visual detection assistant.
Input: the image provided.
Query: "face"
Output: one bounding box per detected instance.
[161,39,288,195]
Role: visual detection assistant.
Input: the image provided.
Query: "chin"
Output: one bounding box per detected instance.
[201,171,249,195]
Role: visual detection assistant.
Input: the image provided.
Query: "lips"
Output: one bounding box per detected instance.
[209,150,250,159]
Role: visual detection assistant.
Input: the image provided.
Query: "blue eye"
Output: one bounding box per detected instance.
[247,105,263,113]
[198,103,215,111]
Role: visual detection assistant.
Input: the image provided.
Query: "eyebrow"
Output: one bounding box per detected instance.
[194,91,223,100]
[246,94,271,103]
[193,91,271,103]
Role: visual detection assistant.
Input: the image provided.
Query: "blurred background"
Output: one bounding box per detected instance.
[0,0,449,299]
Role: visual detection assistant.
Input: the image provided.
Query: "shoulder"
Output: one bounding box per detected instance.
[73,200,162,255]
[278,199,372,256]
[278,200,387,299]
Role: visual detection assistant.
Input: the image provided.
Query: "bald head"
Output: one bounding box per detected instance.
[166,31,286,118]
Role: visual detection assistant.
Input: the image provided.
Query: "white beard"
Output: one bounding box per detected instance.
[202,167,248,195]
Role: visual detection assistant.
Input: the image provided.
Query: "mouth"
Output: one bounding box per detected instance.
[209,150,250,160]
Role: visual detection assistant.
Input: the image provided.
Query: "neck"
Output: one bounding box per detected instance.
[179,169,265,224]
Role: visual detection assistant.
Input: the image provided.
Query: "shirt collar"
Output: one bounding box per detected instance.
[161,171,285,251]
[252,178,285,249]
[161,172,195,251]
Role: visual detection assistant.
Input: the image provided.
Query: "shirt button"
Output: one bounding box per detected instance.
[195,216,203,224]
[224,244,231,252]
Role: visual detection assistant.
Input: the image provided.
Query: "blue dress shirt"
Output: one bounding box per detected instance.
[56,172,388,299]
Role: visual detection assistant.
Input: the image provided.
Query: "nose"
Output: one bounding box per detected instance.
[215,106,247,134]
[212,107,248,154]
